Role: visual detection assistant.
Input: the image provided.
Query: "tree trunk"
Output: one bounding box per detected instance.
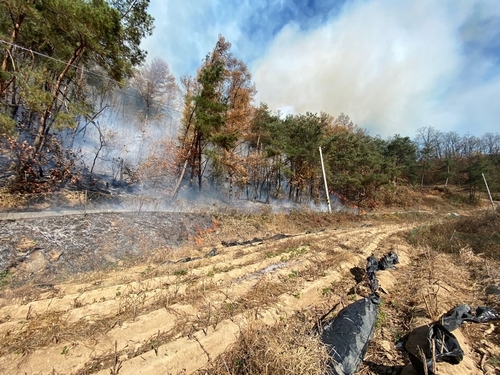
[169,158,189,203]
[32,44,85,158]
[0,14,25,94]
[420,161,426,188]
[197,133,203,191]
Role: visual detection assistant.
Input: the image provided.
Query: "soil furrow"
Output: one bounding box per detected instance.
[0,222,405,374]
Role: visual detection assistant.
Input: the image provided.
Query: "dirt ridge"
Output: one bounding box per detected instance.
[0,222,406,374]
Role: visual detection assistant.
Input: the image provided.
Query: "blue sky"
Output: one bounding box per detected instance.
[141,0,500,138]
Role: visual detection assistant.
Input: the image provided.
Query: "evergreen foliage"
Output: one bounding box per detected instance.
[0,0,153,190]
[1,15,499,207]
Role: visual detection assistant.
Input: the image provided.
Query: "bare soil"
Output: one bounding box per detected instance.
[0,204,499,375]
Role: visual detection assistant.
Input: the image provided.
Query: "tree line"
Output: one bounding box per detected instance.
[1,2,499,207]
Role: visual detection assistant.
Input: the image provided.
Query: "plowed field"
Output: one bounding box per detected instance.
[0,210,498,375]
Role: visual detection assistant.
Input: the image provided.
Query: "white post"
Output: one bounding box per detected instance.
[482,173,496,210]
[319,147,332,213]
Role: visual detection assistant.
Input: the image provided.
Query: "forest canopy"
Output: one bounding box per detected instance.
[1,3,499,208]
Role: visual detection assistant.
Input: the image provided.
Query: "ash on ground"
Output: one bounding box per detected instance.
[0,212,214,286]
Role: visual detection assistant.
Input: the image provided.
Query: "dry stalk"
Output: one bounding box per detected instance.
[422,286,440,321]
[51,323,59,344]
[109,340,122,375]
[189,333,211,362]
[431,339,436,374]
[418,347,428,375]
[153,329,160,356]
[201,315,329,375]
[198,302,212,335]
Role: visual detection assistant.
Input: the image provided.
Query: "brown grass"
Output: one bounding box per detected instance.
[0,188,90,211]
[357,231,500,373]
[198,314,329,375]
[0,188,28,210]
[408,210,500,259]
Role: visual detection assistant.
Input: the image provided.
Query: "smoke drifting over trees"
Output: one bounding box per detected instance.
[1,2,500,208]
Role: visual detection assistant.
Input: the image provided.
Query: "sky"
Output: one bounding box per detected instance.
[141,0,500,139]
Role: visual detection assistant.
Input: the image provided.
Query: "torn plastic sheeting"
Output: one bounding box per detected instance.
[221,237,263,247]
[176,256,201,263]
[378,251,399,270]
[366,255,379,293]
[366,255,379,274]
[429,324,464,364]
[205,248,218,257]
[441,304,500,331]
[402,304,499,375]
[366,251,399,293]
[321,294,380,375]
[406,323,463,375]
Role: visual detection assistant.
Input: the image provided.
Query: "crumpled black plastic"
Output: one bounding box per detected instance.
[205,248,218,257]
[321,294,380,375]
[407,323,463,375]
[441,304,500,331]
[366,255,379,274]
[366,251,399,292]
[429,324,464,364]
[221,237,263,247]
[378,251,399,270]
[402,304,499,375]
[366,255,379,293]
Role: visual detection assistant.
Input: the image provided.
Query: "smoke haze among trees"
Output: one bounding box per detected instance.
[1,1,499,209]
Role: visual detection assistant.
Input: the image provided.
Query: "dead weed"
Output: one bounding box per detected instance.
[409,210,500,259]
[199,314,329,375]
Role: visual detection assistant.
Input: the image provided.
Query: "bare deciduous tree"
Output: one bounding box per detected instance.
[130,58,180,124]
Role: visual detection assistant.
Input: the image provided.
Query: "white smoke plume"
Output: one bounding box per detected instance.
[250,0,500,137]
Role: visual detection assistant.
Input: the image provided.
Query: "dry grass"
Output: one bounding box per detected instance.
[357,232,500,374]
[0,188,89,211]
[415,247,473,320]
[0,277,295,363]
[375,185,424,208]
[204,210,362,247]
[199,314,329,375]
[0,188,28,209]
[0,303,127,359]
[408,210,500,259]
